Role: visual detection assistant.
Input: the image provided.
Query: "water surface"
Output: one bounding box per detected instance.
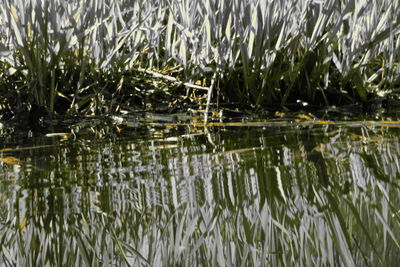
[1,112,400,266]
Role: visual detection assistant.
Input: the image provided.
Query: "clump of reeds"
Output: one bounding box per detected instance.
[0,0,399,118]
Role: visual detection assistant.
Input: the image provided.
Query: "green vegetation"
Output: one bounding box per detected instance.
[0,0,399,120]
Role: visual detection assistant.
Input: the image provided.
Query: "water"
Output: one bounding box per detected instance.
[1,113,400,266]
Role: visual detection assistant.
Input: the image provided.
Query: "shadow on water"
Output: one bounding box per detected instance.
[1,112,400,266]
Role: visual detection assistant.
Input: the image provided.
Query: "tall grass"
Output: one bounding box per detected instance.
[0,0,399,117]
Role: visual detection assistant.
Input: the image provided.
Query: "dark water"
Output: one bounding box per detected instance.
[1,113,400,266]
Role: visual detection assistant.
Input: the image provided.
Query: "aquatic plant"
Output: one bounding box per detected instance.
[0,0,399,118]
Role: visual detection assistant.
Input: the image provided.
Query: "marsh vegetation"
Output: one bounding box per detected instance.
[1,1,400,266]
[0,0,399,120]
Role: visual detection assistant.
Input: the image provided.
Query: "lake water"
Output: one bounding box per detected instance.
[1,111,400,266]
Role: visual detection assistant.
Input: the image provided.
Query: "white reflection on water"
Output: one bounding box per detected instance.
[1,121,400,265]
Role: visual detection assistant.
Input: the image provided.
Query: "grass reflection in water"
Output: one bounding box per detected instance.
[0,118,400,266]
